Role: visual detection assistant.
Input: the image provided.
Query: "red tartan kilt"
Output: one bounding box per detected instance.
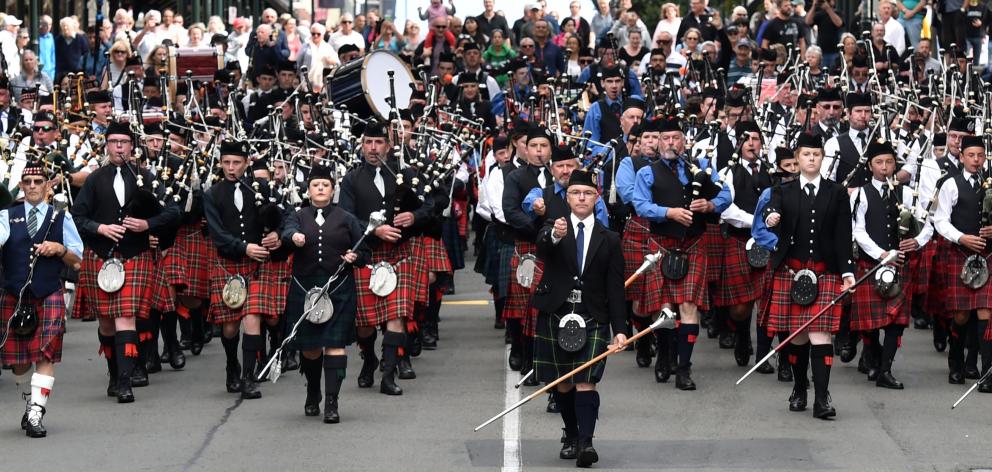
[353,242,416,327]
[850,259,912,331]
[912,241,936,296]
[73,249,156,319]
[622,217,662,306]
[755,270,775,327]
[0,291,65,365]
[162,222,215,299]
[938,245,992,311]
[634,270,666,314]
[208,258,289,324]
[766,266,843,334]
[703,224,725,283]
[659,237,708,310]
[505,241,543,321]
[927,237,952,317]
[149,258,175,312]
[713,236,765,307]
[410,236,452,303]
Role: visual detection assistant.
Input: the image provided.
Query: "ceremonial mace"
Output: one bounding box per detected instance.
[952,367,992,409]
[475,308,677,432]
[513,252,668,390]
[258,210,388,382]
[735,251,900,385]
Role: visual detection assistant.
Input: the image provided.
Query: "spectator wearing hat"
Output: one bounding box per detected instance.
[726,38,754,84]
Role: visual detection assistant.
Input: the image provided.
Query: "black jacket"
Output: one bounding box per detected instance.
[764,178,854,275]
[531,217,626,336]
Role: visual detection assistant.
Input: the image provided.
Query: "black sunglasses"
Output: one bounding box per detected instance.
[33,125,55,132]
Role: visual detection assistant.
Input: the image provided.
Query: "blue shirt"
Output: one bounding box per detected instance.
[751,187,778,251]
[0,201,84,258]
[521,183,610,227]
[38,33,56,79]
[614,156,644,204]
[631,157,731,222]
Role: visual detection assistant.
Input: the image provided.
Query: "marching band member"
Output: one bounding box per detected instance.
[1,161,83,437]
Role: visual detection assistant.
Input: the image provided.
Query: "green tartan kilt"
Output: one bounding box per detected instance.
[533,310,610,385]
[282,274,357,351]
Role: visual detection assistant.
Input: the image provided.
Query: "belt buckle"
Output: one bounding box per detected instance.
[567,289,583,304]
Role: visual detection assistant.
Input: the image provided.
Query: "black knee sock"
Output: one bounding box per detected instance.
[863,330,881,368]
[147,310,161,352]
[950,322,968,370]
[676,324,699,372]
[881,325,904,371]
[809,344,834,401]
[161,312,179,347]
[301,355,323,400]
[221,334,240,367]
[557,388,578,438]
[114,330,139,382]
[977,319,991,374]
[99,333,116,376]
[734,316,751,345]
[241,334,264,380]
[966,314,979,369]
[190,307,205,342]
[755,324,773,360]
[574,390,600,442]
[790,342,811,387]
[324,355,347,399]
[357,331,378,360]
[494,297,506,320]
[655,327,673,368]
[381,331,405,379]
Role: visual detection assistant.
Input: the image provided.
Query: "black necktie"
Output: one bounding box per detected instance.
[880,185,889,201]
[857,131,866,149]
[805,183,815,202]
[749,162,759,175]
[972,175,980,191]
[576,221,585,275]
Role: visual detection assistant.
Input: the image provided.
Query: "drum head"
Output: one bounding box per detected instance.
[97,258,126,293]
[362,51,414,120]
[304,287,335,324]
[370,262,398,297]
[222,275,248,309]
[516,255,537,288]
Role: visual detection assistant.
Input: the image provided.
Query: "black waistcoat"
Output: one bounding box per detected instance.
[648,160,705,239]
[597,98,623,143]
[732,162,773,214]
[951,174,981,236]
[293,205,352,277]
[860,183,900,261]
[835,134,867,187]
[786,189,822,262]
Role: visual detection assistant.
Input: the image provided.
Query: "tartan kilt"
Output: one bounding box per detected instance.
[927,237,952,316]
[755,269,775,327]
[659,237,709,310]
[283,275,357,350]
[850,259,912,331]
[912,241,936,296]
[73,249,157,320]
[442,218,466,270]
[703,224,726,283]
[939,245,992,311]
[766,263,843,334]
[411,235,452,304]
[533,311,610,384]
[713,235,765,307]
[505,240,543,321]
[494,237,516,299]
[622,217,664,312]
[208,258,289,324]
[0,291,65,365]
[162,222,215,299]
[149,260,175,312]
[481,226,500,286]
[354,242,416,327]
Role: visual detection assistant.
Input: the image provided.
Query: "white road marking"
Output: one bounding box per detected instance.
[502,344,522,472]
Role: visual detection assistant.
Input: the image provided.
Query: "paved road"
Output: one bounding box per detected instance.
[1,262,991,471]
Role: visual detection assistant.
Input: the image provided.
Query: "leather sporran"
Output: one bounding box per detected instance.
[516,254,537,288]
[369,262,398,297]
[97,258,126,293]
[555,313,588,352]
[790,269,819,306]
[304,287,335,324]
[874,265,902,299]
[745,238,770,269]
[961,255,990,290]
[661,249,689,280]
[9,301,38,337]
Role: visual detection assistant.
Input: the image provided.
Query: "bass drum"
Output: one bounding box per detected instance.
[329,50,414,124]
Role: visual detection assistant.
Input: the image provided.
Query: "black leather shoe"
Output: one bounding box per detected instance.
[423,325,438,350]
[145,351,162,374]
[655,348,672,383]
[504,330,513,345]
[813,397,836,419]
[546,392,559,413]
[788,386,807,412]
[357,352,378,388]
[380,375,403,395]
[160,349,171,364]
[978,379,992,394]
[117,382,135,404]
[106,375,118,398]
[398,357,417,380]
[675,371,696,391]
[305,390,321,416]
[756,360,775,374]
[734,337,751,367]
[178,337,191,351]
[523,366,540,387]
[190,341,203,356]
[706,322,719,339]
[494,318,506,330]
[876,371,904,389]
[409,332,423,358]
[241,378,262,399]
[948,370,966,384]
[913,317,930,329]
[560,435,578,460]
[933,327,947,352]
[167,345,186,370]
[508,346,522,371]
[575,439,599,468]
[24,406,46,438]
[131,364,149,388]
[323,397,340,424]
[226,363,243,393]
[965,366,981,379]
[635,337,653,368]
[777,358,794,382]
[719,331,736,349]
[857,353,869,374]
[839,342,857,363]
